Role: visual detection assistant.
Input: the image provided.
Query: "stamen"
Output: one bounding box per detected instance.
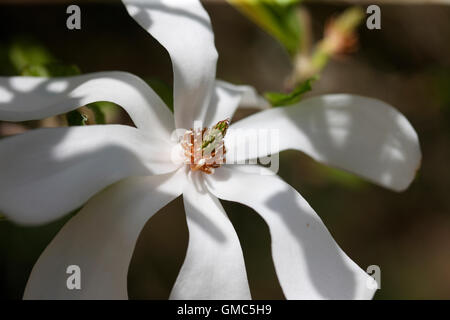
[182,119,229,174]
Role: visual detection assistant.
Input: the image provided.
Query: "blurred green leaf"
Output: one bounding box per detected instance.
[86,103,106,125]
[431,69,450,134]
[319,166,366,189]
[87,101,120,124]
[66,110,88,126]
[228,0,302,55]
[8,36,55,73]
[146,78,174,112]
[21,63,81,77]
[265,77,315,107]
[309,7,364,75]
[432,69,450,106]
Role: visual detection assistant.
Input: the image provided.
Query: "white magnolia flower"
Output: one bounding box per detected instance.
[0,0,421,300]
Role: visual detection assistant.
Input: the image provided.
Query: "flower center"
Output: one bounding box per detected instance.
[181,119,229,174]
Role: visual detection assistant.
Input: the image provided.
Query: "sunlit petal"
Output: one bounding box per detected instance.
[170,172,251,299]
[123,0,218,129]
[203,80,270,127]
[226,94,421,191]
[0,125,179,225]
[206,166,376,300]
[24,170,186,299]
[0,72,174,138]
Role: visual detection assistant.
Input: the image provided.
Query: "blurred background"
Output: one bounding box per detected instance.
[0,0,449,299]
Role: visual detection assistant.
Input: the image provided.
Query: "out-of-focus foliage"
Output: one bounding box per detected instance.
[146,77,174,112]
[66,110,88,126]
[228,0,302,56]
[265,76,315,106]
[228,1,365,108]
[21,63,81,77]
[318,166,367,190]
[3,37,107,126]
[432,69,450,132]
[433,69,450,109]
[1,36,177,127]
[309,7,364,75]
[8,36,54,73]
[291,6,364,86]
[88,103,107,125]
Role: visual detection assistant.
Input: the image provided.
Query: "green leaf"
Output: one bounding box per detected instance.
[265,77,315,107]
[86,101,118,124]
[319,166,366,189]
[21,63,81,77]
[431,69,450,133]
[8,36,55,73]
[86,103,106,125]
[66,110,88,126]
[228,0,302,56]
[8,36,82,78]
[146,78,174,112]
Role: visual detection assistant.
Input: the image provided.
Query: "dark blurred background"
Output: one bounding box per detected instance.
[0,0,449,299]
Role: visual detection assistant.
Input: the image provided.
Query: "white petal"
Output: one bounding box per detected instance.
[0,125,179,225]
[0,71,174,139]
[23,170,186,299]
[123,0,218,129]
[170,172,251,300]
[203,80,270,127]
[226,94,421,191]
[205,166,376,300]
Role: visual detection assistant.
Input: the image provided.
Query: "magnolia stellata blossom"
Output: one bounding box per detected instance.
[0,0,421,300]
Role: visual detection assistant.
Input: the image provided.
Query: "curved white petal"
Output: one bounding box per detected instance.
[203,80,270,127]
[205,166,376,300]
[0,71,174,139]
[170,172,251,300]
[23,170,186,299]
[123,0,218,129]
[0,125,179,225]
[225,94,421,191]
